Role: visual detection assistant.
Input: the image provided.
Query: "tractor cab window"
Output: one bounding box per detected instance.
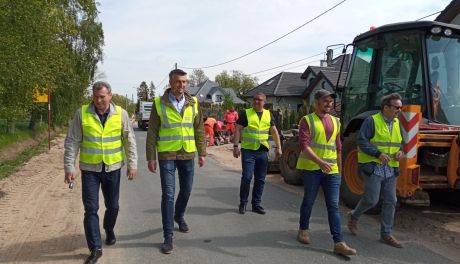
[375,31,424,109]
[342,40,375,125]
[426,34,460,125]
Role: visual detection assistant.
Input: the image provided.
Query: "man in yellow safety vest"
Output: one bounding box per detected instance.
[64,81,137,264]
[296,89,356,256]
[146,69,206,254]
[348,92,404,248]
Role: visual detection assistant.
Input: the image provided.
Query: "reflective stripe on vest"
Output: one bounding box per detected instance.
[80,105,124,165]
[241,108,270,150]
[155,96,197,152]
[358,113,402,167]
[296,113,340,174]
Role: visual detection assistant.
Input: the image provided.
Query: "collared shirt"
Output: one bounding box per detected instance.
[64,102,138,173]
[358,112,398,179]
[373,113,394,178]
[298,113,342,152]
[168,91,185,113]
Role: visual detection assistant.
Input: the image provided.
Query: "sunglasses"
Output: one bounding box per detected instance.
[389,105,402,110]
[253,98,264,102]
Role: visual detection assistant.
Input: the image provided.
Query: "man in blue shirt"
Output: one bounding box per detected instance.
[347,92,404,248]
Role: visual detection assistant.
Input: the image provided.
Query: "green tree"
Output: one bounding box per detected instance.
[149,81,156,99]
[188,69,208,87]
[0,0,104,132]
[221,91,233,111]
[137,81,149,101]
[215,70,258,95]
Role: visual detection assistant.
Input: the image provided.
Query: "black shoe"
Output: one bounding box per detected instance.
[84,248,102,264]
[174,216,190,233]
[252,205,266,215]
[238,203,246,214]
[161,236,174,254]
[105,230,116,246]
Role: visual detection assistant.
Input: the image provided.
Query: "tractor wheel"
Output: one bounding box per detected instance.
[340,132,364,208]
[280,138,303,185]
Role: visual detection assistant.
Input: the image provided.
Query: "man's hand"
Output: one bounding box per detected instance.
[319,160,332,173]
[127,169,137,180]
[198,156,206,167]
[378,153,391,164]
[395,151,404,161]
[64,172,75,184]
[148,160,157,173]
[233,147,240,158]
[275,148,282,158]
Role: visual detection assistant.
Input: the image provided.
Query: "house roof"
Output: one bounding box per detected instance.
[301,70,348,98]
[300,66,335,79]
[186,86,200,95]
[435,0,460,23]
[243,72,307,98]
[187,79,245,104]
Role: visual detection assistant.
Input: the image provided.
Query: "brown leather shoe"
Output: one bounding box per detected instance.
[347,212,358,236]
[334,242,357,256]
[380,235,403,248]
[297,229,310,244]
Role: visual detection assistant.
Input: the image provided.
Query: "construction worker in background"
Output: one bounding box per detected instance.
[224,106,238,143]
[204,116,217,147]
[215,120,224,145]
[233,92,282,215]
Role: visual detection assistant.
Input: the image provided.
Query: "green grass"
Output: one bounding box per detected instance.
[0,138,48,180]
[0,122,48,151]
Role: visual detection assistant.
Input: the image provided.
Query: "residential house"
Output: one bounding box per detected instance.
[186,79,245,105]
[242,72,307,111]
[435,0,460,24]
[301,54,350,105]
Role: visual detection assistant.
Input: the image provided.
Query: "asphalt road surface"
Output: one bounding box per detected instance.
[98,130,458,264]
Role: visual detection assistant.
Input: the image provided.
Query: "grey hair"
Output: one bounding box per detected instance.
[92,81,112,93]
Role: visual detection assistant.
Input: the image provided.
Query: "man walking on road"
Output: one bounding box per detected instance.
[146,69,206,254]
[348,92,404,248]
[64,81,138,264]
[296,89,356,256]
[233,92,282,215]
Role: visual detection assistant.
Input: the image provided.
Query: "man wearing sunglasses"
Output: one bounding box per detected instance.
[348,92,405,248]
[233,92,282,215]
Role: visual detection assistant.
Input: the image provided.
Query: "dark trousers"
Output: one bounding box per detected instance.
[82,169,121,250]
[239,149,268,207]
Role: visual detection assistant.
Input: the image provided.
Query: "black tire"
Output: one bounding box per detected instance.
[280,138,303,185]
[340,132,362,208]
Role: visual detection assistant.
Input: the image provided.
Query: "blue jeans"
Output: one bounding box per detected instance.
[81,169,121,250]
[299,170,343,243]
[159,159,194,238]
[239,149,268,207]
[351,170,397,238]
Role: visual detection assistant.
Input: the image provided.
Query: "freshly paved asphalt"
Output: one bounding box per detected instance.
[99,130,457,264]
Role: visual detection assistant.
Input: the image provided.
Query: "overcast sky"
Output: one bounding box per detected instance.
[96,0,451,98]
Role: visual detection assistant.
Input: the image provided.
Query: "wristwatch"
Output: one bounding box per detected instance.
[233,145,238,148]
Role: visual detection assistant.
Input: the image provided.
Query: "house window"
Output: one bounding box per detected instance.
[215,95,223,102]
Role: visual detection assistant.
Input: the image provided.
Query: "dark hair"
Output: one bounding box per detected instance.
[381,92,402,109]
[253,91,266,100]
[169,69,187,79]
[92,81,112,93]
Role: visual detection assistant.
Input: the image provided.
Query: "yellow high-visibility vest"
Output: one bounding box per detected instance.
[358,113,402,167]
[80,105,124,165]
[155,96,198,152]
[296,113,340,174]
[241,108,271,150]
